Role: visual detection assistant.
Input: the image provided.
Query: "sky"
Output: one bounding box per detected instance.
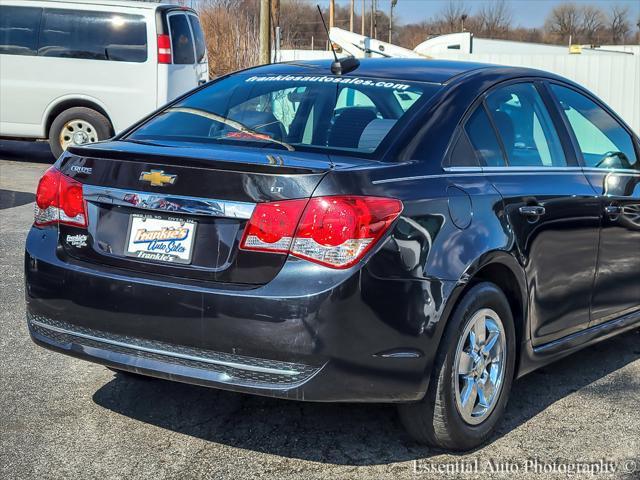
[334,0,640,29]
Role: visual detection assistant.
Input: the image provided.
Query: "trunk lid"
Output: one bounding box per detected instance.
[58,141,356,285]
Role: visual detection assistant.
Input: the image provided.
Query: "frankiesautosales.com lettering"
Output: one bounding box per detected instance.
[245,74,411,90]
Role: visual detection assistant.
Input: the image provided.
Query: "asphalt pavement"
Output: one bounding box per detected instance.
[0,140,638,479]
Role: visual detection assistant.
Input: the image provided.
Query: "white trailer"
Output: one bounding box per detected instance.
[279,28,640,134]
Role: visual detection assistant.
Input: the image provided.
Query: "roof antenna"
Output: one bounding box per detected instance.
[316,5,359,75]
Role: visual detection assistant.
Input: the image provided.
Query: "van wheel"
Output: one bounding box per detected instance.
[398,282,516,451]
[49,107,112,158]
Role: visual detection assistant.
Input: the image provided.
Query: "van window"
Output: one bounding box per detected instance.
[188,15,206,63]
[0,6,42,56]
[169,14,195,64]
[38,9,147,62]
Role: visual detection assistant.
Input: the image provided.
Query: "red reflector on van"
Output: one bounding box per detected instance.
[157,34,172,64]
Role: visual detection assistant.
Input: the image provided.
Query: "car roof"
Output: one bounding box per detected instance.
[250,58,559,84]
[12,0,183,10]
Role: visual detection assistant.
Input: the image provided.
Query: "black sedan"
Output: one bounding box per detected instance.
[25,58,640,451]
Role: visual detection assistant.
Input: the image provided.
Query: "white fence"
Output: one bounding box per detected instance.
[433,52,640,134]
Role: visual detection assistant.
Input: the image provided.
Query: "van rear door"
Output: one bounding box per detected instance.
[158,10,207,104]
[187,13,209,86]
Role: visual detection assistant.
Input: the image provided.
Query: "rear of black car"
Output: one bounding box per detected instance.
[25,68,443,401]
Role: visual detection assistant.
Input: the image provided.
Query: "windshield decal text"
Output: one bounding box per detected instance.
[245,75,411,91]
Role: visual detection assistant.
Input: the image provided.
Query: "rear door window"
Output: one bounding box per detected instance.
[168,14,195,64]
[187,14,206,63]
[550,84,638,170]
[464,106,505,167]
[38,9,147,62]
[486,83,567,167]
[0,6,42,56]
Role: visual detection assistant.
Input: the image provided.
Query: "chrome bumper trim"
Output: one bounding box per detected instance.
[83,184,256,219]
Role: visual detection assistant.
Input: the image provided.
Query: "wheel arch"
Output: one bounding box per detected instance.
[442,251,529,376]
[43,96,114,139]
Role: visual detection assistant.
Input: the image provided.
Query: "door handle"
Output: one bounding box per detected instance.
[604,205,622,218]
[519,205,546,218]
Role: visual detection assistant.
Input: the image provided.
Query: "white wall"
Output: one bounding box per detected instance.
[435,51,640,134]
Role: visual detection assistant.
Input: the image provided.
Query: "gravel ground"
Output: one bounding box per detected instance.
[0,140,638,480]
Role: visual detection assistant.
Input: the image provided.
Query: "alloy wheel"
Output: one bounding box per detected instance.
[453,308,507,425]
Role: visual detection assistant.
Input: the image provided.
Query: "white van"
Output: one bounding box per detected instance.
[0,0,209,156]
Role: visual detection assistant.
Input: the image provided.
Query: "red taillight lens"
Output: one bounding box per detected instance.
[240,199,307,253]
[240,196,402,269]
[157,34,172,64]
[34,167,87,227]
[35,167,60,210]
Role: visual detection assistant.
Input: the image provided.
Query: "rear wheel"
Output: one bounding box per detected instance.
[49,107,112,158]
[398,282,516,450]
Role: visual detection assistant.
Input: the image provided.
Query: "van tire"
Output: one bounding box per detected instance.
[49,107,112,158]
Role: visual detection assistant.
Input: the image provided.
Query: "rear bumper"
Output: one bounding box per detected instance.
[25,227,456,402]
[28,313,325,398]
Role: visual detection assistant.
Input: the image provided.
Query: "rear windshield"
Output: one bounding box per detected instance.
[127,73,439,155]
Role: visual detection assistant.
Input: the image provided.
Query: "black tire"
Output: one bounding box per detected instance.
[48,107,112,158]
[398,282,516,451]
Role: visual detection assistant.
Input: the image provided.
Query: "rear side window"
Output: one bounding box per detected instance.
[38,9,147,62]
[447,131,479,167]
[464,106,505,167]
[169,14,195,64]
[188,15,206,63]
[550,84,638,170]
[0,6,42,56]
[486,83,567,167]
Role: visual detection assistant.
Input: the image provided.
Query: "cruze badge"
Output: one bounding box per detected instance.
[139,170,177,187]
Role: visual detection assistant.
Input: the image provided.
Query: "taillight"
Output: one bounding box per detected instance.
[34,167,87,227]
[240,199,307,253]
[157,34,172,64]
[240,196,402,269]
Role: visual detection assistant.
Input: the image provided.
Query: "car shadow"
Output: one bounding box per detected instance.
[92,328,639,465]
[0,189,36,210]
[0,140,55,164]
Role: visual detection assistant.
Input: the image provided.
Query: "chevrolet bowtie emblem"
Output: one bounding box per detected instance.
[139,170,177,187]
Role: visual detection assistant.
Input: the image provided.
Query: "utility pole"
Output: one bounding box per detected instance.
[370,0,374,38]
[272,0,280,63]
[389,0,397,43]
[272,0,280,28]
[329,0,335,29]
[361,0,365,35]
[259,0,271,65]
[350,0,354,32]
